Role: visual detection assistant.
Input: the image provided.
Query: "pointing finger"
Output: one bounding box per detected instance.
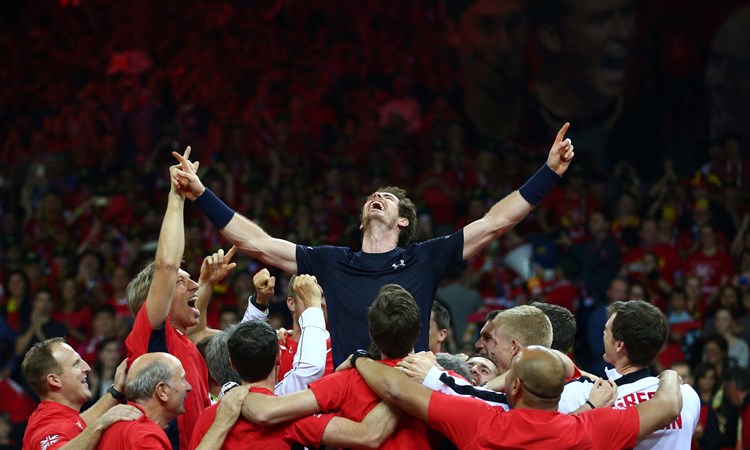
[555,122,570,145]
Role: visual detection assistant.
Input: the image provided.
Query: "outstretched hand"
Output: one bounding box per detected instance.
[171,146,204,200]
[199,246,238,286]
[546,122,575,176]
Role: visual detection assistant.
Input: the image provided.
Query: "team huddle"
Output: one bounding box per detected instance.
[21,125,699,449]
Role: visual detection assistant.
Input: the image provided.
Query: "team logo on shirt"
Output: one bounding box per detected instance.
[40,435,60,450]
[392,259,405,269]
[76,420,83,430]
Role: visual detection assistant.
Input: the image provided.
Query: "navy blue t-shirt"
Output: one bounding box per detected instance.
[296,230,464,366]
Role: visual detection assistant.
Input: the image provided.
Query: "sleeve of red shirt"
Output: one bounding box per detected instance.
[125,302,153,365]
[579,406,639,449]
[427,391,494,448]
[188,404,218,450]
[39,417,83,450]
[308,371,350,412]
[286,413,335,447]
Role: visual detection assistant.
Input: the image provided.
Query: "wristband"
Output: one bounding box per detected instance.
[518,164,561,205]
[193,188,235,229]
[585,400,596,410]
[249,293,269,314]
[351,349,371,369]
[108,384,125,402]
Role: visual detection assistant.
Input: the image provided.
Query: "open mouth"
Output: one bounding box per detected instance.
[188,297,197,308]
[370,201,384,211]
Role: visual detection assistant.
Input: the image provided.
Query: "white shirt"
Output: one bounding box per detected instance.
[559,368,700,449]
[242,301,329,395]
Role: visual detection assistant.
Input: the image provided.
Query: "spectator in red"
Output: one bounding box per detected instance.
[77,305,118,366]
[685,224,735,299]
[621,218,682,284]
[52,277,93,348]
[1,270,32,333]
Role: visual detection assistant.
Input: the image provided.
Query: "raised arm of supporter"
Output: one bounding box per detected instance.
[80,359,128,424]
[145,153,190,329]
[634,370,683,440]
[321,401,402,449]
[189,246,238,344]
[355,356,432,422]
[59,404,142,450]
[569,378,617,414]
[241,268,275,322]
[462,123,574,260]
[275,275,328,395]
[241,389,321,426]
[193,386,248,450]
[396,352,439,384]
[172,151,298,274]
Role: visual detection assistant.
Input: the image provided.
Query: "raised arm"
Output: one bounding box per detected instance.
[189,246,238,344]
[275,275,329,395]
[80,359,127,424]
[634,370,683,440]
[171,151,298,274]
[462,123,574,260]
[146,154,189,329]
[355,356,432,422]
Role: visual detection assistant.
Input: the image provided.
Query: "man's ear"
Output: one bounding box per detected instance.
[398,217,409,229]
[439,328,449,344]
[510,339,522,357]
[47,373,62,390]
[156,381,170,402]
[286,296,296,313]
[536,25,562,53]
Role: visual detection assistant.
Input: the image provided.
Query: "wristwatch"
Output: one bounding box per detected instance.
[350,349,371,369]
[108,384,125,402]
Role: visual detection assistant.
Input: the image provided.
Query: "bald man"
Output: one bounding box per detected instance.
[97,353,245,450]
[354,346,684,449]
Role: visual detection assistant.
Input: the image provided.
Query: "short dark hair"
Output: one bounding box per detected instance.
[375,186,418,247]
[530,302,576,353]
[368,284,420,358]
[227,321,278,382]
[431,301,451,331]
[608,301,667,367]
[21,337,65,396]
[727,367,750,391]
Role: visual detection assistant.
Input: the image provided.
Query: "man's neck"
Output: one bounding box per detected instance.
[44,394,82,412]
[614,361,642,377]
[137,400,171,428]
[168,318,187,334]
[361,225,400,253]
[244,373,276,392]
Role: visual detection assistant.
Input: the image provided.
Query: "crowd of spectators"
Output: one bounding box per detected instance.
[1,0,750,448]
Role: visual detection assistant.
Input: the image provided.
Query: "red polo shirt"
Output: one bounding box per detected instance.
[126,305,210,450]
[23,401,85,450]
[309,358,438,449]
[428,391,639,449]
[188,387,334,450]
[98,403,171,450]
